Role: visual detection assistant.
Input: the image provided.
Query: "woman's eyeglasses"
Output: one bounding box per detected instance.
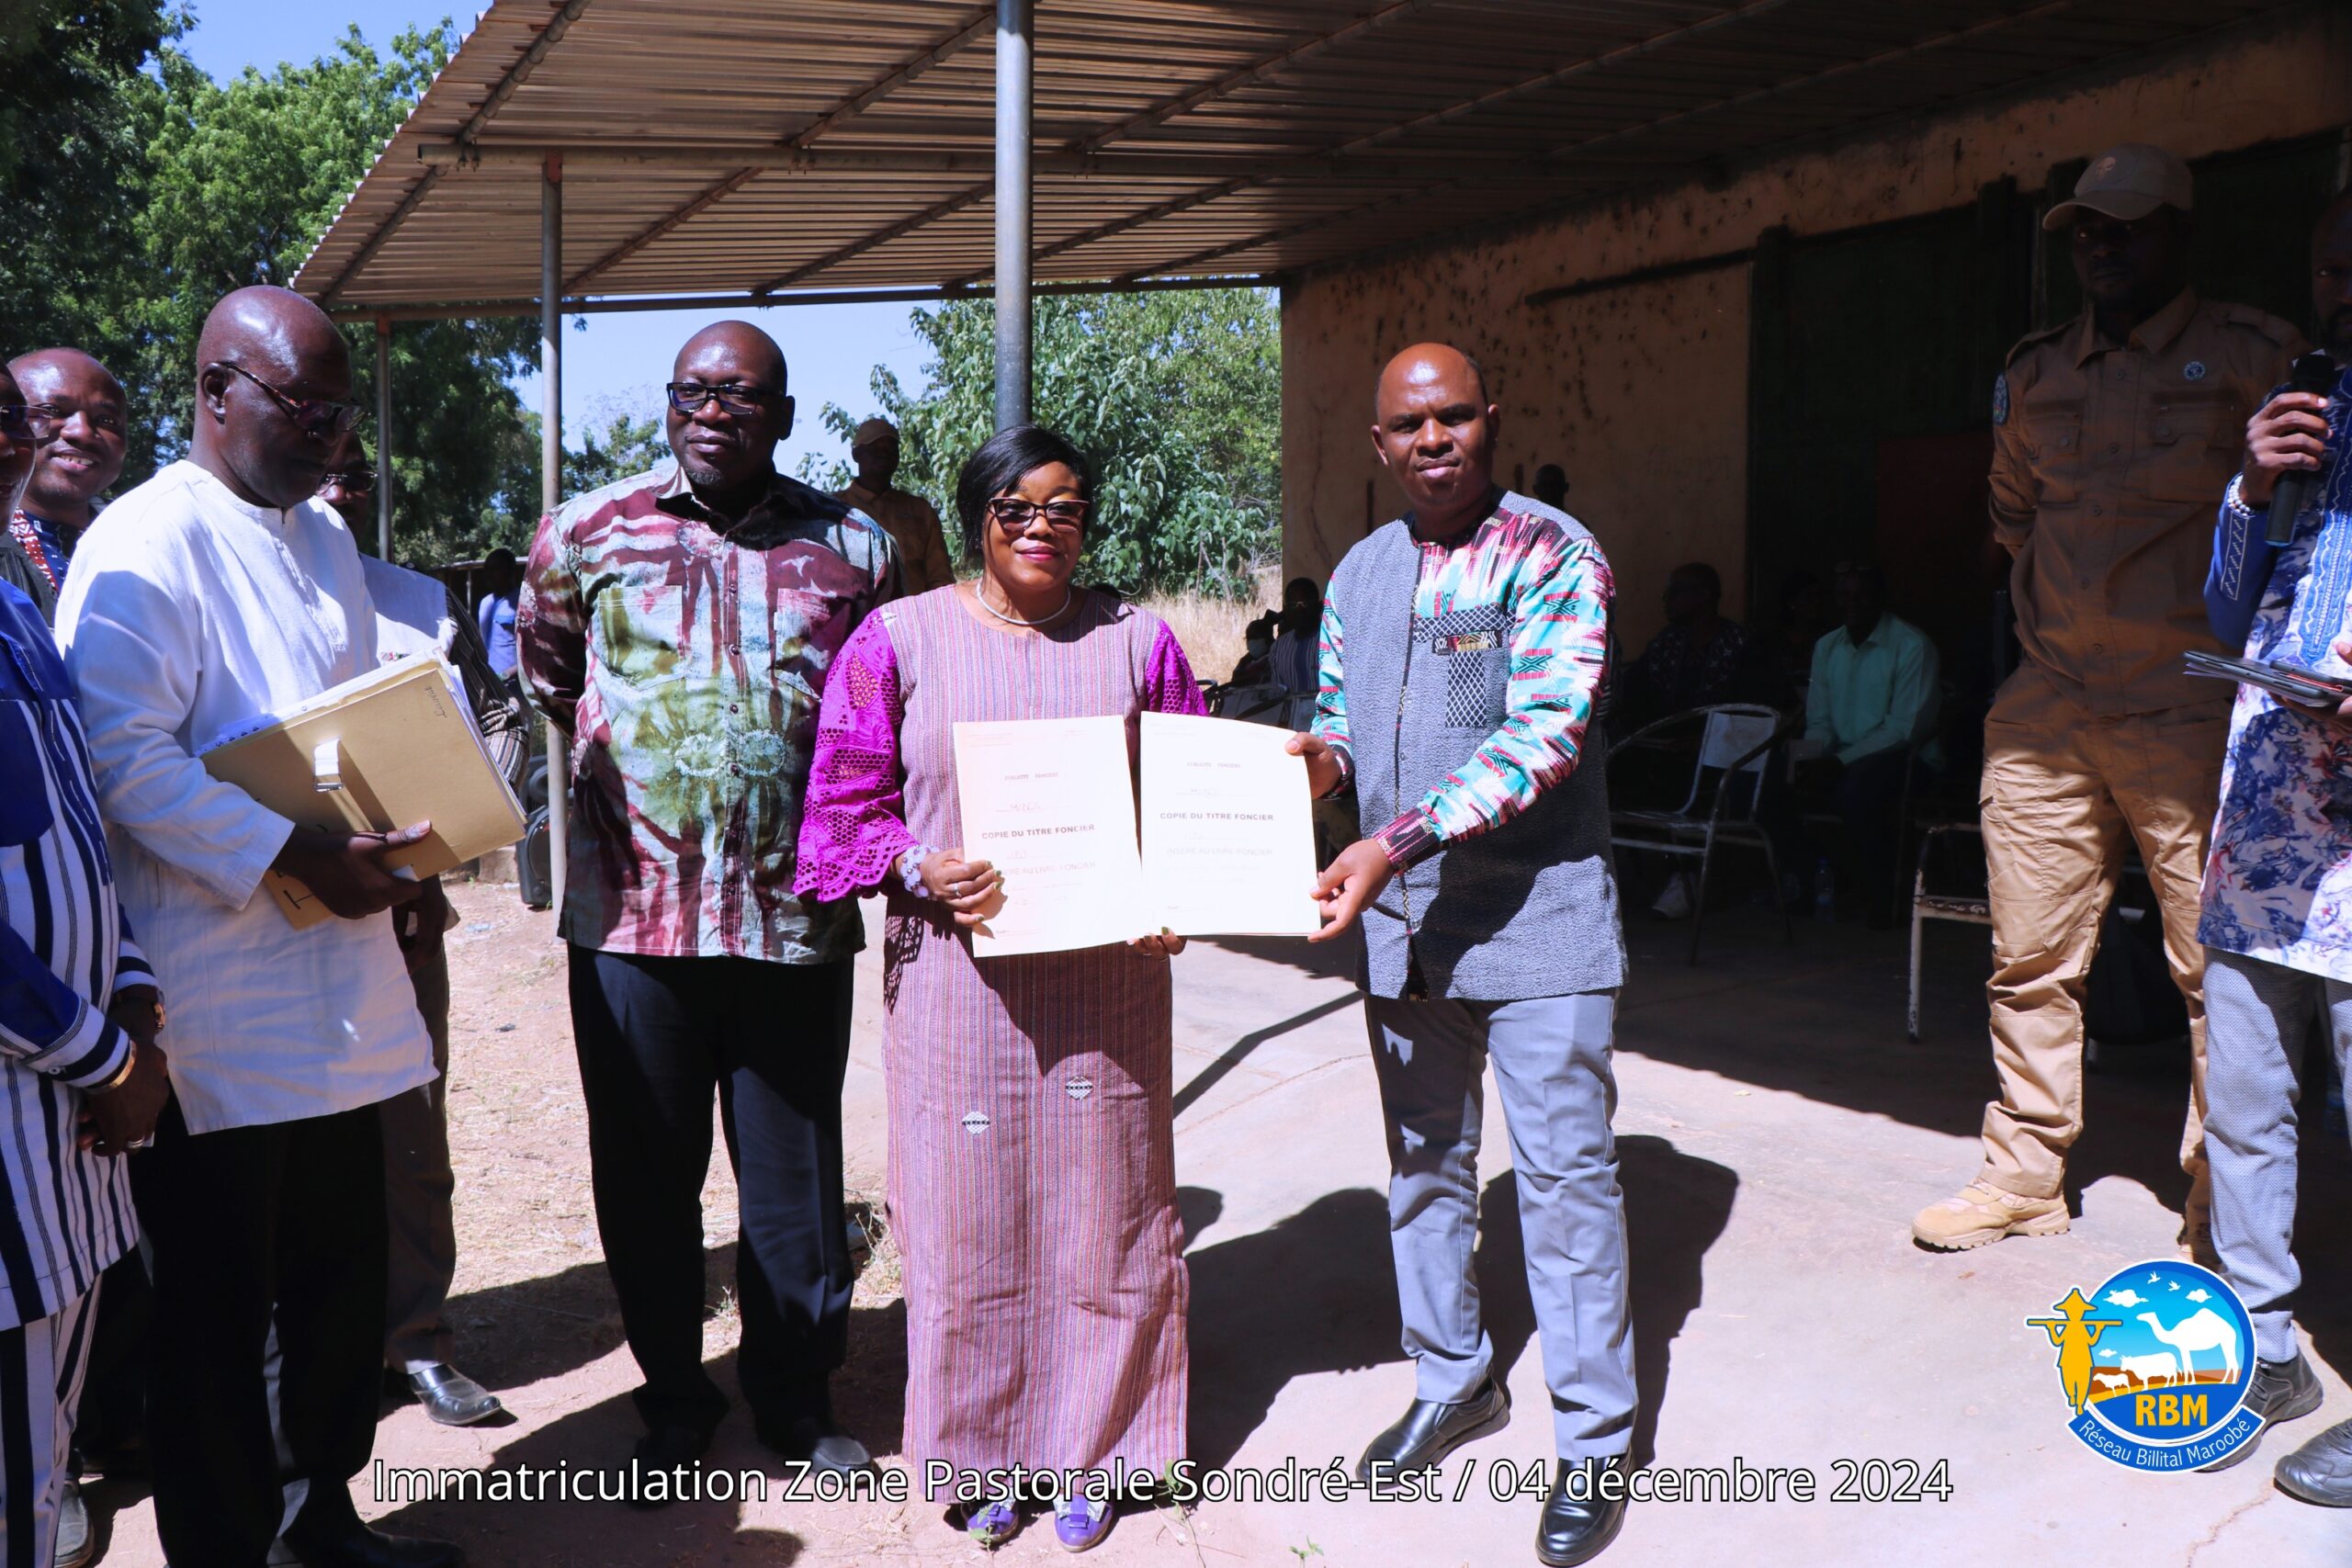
[987,497,1089,534]
[323,468,378,495]
[213,363,363,437]
[665,382,777,416]
[0,404,30,442]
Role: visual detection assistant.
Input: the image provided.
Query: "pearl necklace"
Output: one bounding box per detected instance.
[976,581,1075,628]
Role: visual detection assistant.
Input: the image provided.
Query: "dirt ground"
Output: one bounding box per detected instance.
[89,880,1224,1568]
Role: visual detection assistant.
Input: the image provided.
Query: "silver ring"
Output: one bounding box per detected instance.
[128,1136,154,1150]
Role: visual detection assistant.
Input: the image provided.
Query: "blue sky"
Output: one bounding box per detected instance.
[181,2,933,479]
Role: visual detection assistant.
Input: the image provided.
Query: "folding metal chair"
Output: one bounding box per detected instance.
[1608,703,1792,965]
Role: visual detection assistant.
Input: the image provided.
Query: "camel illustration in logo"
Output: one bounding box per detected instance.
[2028,1288,2122,1416]
[2137,1307,2241,1384]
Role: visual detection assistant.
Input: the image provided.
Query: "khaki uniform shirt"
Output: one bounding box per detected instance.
[1989,288,2304,717]
[837,480,956,596]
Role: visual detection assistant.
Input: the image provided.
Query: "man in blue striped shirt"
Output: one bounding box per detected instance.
[0,359,167,1568]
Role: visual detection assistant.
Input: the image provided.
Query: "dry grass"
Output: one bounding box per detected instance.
[1136,568,1281,685]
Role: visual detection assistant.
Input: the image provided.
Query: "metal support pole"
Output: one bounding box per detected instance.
[541,152,570,917]
[373,316,392,559]
[992,0,1031,431]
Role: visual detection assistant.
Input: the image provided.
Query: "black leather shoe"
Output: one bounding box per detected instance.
[2200,1354,2321,1472]
[2277,1416,2352,1506]
[401,1363,506,1427]
[281,1522,464,1568]
[1354,1378,1510,1484]
[1537,1457,1628,1567]
[53,1479,93,1568]
[757,1413,872,1473]
[625,1425,713,1510]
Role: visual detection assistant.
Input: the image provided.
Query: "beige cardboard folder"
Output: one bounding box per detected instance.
[198,654,527,929]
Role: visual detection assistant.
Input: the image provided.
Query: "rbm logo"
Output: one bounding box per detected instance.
[2134,1393,2209,1427]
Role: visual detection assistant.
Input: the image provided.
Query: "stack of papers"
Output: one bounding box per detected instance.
[2184,649,2352,709]
[198,653,527,929]
[951,712,1322,956]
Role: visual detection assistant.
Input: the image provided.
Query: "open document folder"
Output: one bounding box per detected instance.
[2184,649,2352,709]
[950,712,1321,958]
[198,653,527,930]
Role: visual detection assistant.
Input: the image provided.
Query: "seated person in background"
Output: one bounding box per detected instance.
[1531,462,1569,510]
[1270,576,1322,694]
[1614,562,1754,739]
[1228,610,1278,688]
[1797,562,1940,925]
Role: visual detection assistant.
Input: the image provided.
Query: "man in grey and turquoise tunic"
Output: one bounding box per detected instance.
[1293,343,1633,1568]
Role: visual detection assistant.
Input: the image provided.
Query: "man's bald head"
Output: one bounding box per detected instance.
[196,285,348,384]
[1374,344,1490,421]
[9,348,121,406]
[192,285,356,511]
[667,320,794,504]
[7,347,128,527]
[1370,342,1501,536]
[673,321,786,391]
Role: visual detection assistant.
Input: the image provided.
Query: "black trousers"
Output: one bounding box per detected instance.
[131,1098,387,1568]
[567,946,854,1437]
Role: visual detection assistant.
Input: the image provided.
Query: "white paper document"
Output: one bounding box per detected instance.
[1139,712,1322,938]
[953,716,1151,957]
[950,712,1321,957]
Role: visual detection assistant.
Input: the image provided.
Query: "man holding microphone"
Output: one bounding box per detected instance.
[2194,186,2352,1503]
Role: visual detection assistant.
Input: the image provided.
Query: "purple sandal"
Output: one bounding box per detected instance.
[954,1500,1020,1549]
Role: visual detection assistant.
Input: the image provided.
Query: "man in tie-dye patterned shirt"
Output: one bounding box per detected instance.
[1289,344,1633,1566]
[2192,189,2352,1504]
[520,321,897,1490]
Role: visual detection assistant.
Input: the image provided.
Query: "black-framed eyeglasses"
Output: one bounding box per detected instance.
[665,381,779,416]
[24,400,126,437]
[987,496,1089,534]
[213,363,362,437]
[0,404,29,442]
[322,468,378,494]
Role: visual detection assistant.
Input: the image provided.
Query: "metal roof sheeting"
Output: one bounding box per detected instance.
[289,0,2297,312]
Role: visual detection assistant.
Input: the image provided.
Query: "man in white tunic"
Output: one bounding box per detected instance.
[54,288,459,1568]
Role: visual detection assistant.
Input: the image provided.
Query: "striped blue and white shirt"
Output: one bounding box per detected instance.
[0,579,141,1331]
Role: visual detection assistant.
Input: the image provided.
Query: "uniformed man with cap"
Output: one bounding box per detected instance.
[1913,143,2308,1254]
[835,416,956,595]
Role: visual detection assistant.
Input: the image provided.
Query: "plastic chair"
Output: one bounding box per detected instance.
[1609,703,1792,965]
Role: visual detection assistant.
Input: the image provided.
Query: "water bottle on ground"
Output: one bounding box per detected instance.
[1813,857,1837,924]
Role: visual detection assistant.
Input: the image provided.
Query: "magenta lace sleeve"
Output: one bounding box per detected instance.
[1143,620,1209,716]
[793,611,920,903]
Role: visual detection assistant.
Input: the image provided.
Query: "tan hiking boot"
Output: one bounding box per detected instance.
[1912,1182,2069,1250]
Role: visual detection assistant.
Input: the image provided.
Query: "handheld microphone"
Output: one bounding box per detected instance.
[2266,351,2339,545]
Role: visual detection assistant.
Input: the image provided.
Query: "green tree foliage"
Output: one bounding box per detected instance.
[559,408,666,499]
[803,288,1280,597]
[0,1,173,479]
[2,6,540,564]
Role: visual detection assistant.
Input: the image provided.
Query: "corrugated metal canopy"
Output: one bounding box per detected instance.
[290,0,2297,313]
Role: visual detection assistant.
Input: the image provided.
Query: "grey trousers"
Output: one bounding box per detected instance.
[2203,945,2352,1365]
[383,944,457,1371]
[1364,991,1636,1460]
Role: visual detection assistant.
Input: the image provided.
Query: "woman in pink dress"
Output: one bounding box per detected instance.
[795,425,1203,1552]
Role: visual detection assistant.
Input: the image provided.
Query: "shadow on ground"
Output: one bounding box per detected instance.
[1469,1135,1737,1471]
[1617,908,2205,1223]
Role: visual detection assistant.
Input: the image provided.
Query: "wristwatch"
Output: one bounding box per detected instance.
[91,1040,139,1097]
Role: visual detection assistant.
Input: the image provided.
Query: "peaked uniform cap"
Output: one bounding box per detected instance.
[2042,143,2193,231]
